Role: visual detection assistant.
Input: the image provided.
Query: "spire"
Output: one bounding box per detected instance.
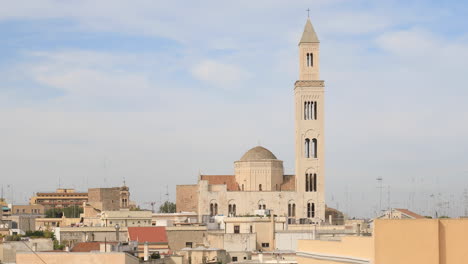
[299,18,319,44]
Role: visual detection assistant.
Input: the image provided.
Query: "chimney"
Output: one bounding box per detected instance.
[144,242,149,261]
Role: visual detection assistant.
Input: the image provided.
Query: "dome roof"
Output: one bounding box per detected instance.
[240,146,278,161]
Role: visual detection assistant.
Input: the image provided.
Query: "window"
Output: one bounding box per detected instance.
[306,53,313,67]
[234,225,240,234]
[259,184,262,191]
[304,101,317,120]
[210,202,218,216]
[305,138,318,158]
[288,202,296,217]
[250,226,253,233]
[312,138,317,158]
[306,173,317,192]
[261,243,270,248]
[307,202,315,218]
[228,203,237,216]
[185,242,193,248]
[242,184,244,191]
[232,257,238,262]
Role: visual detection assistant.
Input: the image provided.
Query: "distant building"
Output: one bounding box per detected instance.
[177,246,229,264]
[29,188,88,209]
[101,210,152,227]
[176,18,326,223]
[29,186,132,211]
[0,238,53,263]
[16,252,140,264]
[127,226,170,258]
[11,204,45,215]
[377,208,424,220]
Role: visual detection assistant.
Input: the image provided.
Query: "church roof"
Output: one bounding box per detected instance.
[200,175,239,191]
[299,18,319,44]
[240,146,278,161]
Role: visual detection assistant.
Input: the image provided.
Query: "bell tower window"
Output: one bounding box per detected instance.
[307,202,315,218]
[306,53,313,67]
[304,101,318,120]
[305,138,317,158]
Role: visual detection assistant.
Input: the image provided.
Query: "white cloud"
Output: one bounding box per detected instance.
[191,60,249,88]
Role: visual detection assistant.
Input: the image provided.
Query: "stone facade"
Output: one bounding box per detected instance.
[176,18,326,223]
[88,187,130,211]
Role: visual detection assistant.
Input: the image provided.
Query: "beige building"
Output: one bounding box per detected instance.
[376,208,424,219]
[30,188,88,209]
[101,210,153,227]
[11,204,45,215]
[177,18,326,223]
[297,218,468,264]
[177,246,229,264]
[29,186,131,211]
[0,238,53,263]
[16,252,140,264]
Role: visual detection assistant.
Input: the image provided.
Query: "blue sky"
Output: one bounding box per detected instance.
[1,0,468,218]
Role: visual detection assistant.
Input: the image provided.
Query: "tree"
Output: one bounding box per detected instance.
[159,201,176,213]
[45,206,83,218]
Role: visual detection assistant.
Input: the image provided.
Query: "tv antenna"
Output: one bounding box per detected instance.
[376,177,384,215]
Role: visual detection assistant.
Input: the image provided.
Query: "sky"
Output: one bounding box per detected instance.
[1,0,468,218]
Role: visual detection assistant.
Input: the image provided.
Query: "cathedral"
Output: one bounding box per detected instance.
[176,18,325,223]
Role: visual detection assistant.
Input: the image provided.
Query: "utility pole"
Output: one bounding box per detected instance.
[376,177,383,216]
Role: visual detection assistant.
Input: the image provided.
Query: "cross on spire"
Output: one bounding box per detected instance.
[306,8,310,18]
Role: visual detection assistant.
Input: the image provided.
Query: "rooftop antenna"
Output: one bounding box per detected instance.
[387,185,391,210]
[376,177,383,215]
[58,176,61,189]
[165,185,169,202]
[464,189,468,217]
[306,8,310,18]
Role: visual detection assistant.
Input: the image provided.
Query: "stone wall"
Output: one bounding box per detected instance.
[176,185,198,213]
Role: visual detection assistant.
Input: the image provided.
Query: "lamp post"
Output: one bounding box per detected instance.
[115,224,120,242]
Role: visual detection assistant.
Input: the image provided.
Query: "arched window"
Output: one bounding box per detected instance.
[312,138,318,158]
[288,201,296,217]
[228,200,236,216]
[210,201,218,216]
[313,173,317,192]
[306,173,314,192]
[259,184,262,191]
[310,53,313,67]
[307,202,315,218]
[304,101,307,120]
[306,53,310,67]
[305,138,310,158]
[258,200,266,210]
[314,101,317,120]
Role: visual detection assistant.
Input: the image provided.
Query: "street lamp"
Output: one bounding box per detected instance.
[115,224,120,242]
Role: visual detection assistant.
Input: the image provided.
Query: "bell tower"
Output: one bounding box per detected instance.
[295,18,325,221]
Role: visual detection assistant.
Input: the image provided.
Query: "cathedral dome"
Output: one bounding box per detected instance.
[240,146,277,161]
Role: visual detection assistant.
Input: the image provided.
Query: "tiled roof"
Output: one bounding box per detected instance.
[128,227,168,243]
[71,242,100,252]
[200,175,239,191]
[395,208,424,219]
